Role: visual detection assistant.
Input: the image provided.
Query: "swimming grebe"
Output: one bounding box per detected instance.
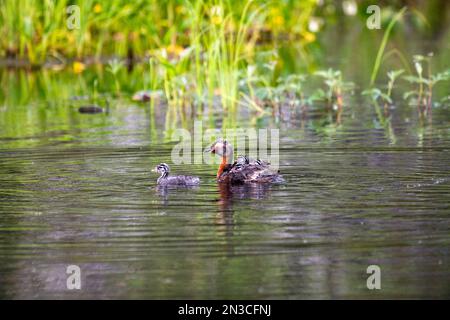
[152,163,200,186]
[204,139,284,184]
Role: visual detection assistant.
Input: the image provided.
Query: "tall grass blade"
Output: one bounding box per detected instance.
[370,7,407,86]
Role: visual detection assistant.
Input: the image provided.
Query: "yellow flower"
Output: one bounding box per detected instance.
[272,15,284,27]
[210,5,223,25]
[73,61,86,74]
[166,44,185,57]
[93,4,102,13]
[211,15,222,25]
[303,31,316,43]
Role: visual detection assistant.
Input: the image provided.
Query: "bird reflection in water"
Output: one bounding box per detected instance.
[155,185,200,205]
[217,182,273,209]
[215,182,273,238]
[154,182,273,256]
[154,182,272,208]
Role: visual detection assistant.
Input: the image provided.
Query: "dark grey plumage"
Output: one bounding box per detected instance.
[222,161,284,184]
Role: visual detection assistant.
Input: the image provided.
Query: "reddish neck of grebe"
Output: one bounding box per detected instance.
[217,156,229,178]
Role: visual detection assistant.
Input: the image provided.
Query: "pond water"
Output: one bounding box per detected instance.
[0,93,449,299]
[1,21,449,298]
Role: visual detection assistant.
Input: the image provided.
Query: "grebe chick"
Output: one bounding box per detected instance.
[236,155,270,167]
[152,163,200,186]
[204,139,284,184]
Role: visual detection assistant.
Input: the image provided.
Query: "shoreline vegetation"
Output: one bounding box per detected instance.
[0,1,449,124]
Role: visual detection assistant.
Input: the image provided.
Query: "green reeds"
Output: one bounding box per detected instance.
[0,1,317,64]
[370,7,407,87]
[106,58,125,95]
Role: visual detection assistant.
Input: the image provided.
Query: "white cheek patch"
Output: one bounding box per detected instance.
[215,143,225,156]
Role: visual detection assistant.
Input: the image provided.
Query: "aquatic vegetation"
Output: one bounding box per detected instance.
[106,58,125,95]
[386,70,405,103]
[276,74,307,108]
[362,73,401,143]
[0,0,448,130]
[0,0,318,64]
[363,52,450,121]
[0,0,323,121]
[239,51,279,114]
[312,69,354,111]
[205,0,267,117]
[363,69,404,118]
[403,54,450,117]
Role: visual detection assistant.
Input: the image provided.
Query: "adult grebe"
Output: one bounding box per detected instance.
[204,139,284,184]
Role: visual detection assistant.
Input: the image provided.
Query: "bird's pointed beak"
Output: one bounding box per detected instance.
[204,145,214,153]
[151,167,158,173]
